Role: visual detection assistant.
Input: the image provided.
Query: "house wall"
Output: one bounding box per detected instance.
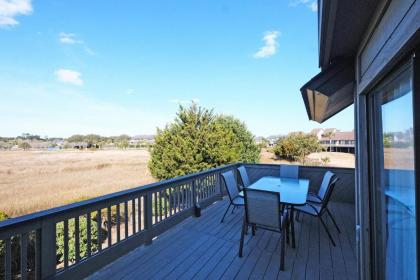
[354,0,419,279]
[357,0,419,93]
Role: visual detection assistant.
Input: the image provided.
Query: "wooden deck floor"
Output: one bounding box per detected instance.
[88,199,357,280]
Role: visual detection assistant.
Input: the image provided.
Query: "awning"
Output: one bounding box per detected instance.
[300,60,355,123]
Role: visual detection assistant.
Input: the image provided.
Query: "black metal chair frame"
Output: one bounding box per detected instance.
[237,165,251,190]
[295,176,340,246]
[220,171,244,223]
[239,188,289,271]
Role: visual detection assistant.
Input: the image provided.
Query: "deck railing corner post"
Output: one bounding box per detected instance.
[40,219,57,279]
[217,171,224,200]
[192,179,200,217]
[144,192,154,245]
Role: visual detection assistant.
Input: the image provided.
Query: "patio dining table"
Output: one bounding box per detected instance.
[240,176,310,248]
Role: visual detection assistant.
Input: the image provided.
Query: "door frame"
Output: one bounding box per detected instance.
[365,51,419,279]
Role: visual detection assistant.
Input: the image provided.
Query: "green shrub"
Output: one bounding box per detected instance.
[0,210,8,221]
[148,104,260,180]
[56,216,99,263]
[0,210,36,279]
[273,133,323,163]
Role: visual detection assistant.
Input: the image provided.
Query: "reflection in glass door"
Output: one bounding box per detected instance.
[371,65,416,279]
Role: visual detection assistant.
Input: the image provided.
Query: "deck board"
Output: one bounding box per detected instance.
[88,199,356,280]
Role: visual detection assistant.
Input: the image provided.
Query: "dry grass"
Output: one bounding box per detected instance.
[384,147,414,169]
[0,150,155,217]
[259,149,355,168]
[1,148,357,218]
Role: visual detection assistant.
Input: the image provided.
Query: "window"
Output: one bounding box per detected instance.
[370,63,416,279]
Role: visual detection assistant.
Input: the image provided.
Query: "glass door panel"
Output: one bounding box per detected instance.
[372,66,416,279]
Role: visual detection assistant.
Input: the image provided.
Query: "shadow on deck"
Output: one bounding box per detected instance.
[88,199,356,280]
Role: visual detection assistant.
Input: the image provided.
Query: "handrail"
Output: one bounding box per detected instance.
[0,163,354,280]
[0,162,240,280]
[0,163,238,231]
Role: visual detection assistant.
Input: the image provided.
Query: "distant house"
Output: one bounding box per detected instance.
[311,128,355,154]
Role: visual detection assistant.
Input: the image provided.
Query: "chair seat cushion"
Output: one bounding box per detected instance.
[232,196,244,205]
[307,193,322,204]
[294,203,321,216]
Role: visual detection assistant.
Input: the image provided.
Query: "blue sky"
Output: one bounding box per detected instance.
[0,0,353,138]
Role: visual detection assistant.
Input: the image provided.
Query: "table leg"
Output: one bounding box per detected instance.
[291,206,296,248]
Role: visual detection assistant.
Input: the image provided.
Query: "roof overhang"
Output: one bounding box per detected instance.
[299,0,378,123]
[318,0,378,69]
[300,60,354,123]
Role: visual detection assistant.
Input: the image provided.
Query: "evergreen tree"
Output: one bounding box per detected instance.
[148,104,260,180]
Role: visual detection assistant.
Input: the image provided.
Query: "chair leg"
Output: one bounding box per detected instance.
[290,207,296,248]
[252,225,256,236]
[220,203,231,223]
[326,208,341,233]
[318,216,336,246]
[285,216,290,245]
[280,227,286,271]
[239,218,246,257]
[231,205,236,214]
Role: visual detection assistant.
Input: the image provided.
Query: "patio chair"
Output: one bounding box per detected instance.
[280,165,299,179]
[220,170,244,223]
[300,171,341,234]
[237,165,251,190]
[294,176,340,246]
[239,188,289,270]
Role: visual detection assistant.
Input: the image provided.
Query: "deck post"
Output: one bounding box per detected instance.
[191,179,197,209]
[144,192,154,245]
[216,171,223,200]
[40,219,56,279]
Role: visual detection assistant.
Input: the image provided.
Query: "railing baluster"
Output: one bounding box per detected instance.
[64,220,69,268]
[182,185,186,210]
[164,189,168,219]
[21,232,28,280]
[5,238,11,280]
[132,199,136,234]
[138,197,142,232]
[160,191,164,221]
[107,207,112,247]
[75,217,80,263]
[158,192,162,221]
[176,186,181,213]
[179,185,184,212]
[168,188,172,216]
[87,212,92,258]
[152,193,157,224]
[124,202,128,238]
[97,210,102,252]
[116,204,121,242]
[204,177,207,199]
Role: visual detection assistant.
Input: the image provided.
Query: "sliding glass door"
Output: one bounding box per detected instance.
[370,61,417,279]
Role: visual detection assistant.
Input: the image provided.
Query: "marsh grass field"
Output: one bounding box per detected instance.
[0,149,355,218]
[0,149,155,217]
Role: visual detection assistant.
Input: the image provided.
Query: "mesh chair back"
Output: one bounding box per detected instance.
[318,171,335,200]
[320,177,339,211]
[221,171,240,201]
[237,166,251,188]
[280,165,299,179]
[244,188,281,230]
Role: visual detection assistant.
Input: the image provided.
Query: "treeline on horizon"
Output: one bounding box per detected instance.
[0,133,154,143]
